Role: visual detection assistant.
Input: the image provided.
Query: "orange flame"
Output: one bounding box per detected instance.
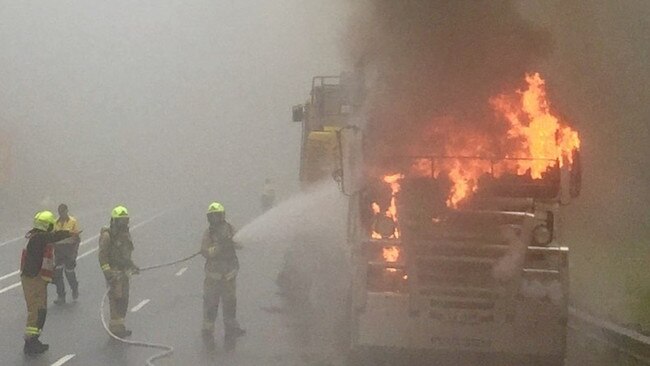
[372,202,381,215]
[442,159,492,207]
[437,72,580,206]
[492,72,581,178]
[370,73,580,213]
[382,246,400,262]
[383,174,403,227]
[371,174,404,239]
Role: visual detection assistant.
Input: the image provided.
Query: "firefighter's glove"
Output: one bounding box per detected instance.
[207,247,218,258]
[224,269,238,281]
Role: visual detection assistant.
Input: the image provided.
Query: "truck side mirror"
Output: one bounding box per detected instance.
[292,105,304,122]
[569,150,581,198]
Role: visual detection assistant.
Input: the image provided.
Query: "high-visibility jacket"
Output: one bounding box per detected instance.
[54,216,81,246]
[54,216,80,233]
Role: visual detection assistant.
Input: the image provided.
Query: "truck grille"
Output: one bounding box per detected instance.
[410,239,510,322]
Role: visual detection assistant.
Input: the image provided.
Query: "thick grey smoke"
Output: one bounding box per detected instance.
[346,0,552,156]
[520,1,650,327]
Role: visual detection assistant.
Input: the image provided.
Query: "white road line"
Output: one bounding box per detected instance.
[0,212,168,295]
[51,354,75,366]
[0,235,23,248]
[0,270,19,282]
[0,282,21,295]
[130,299,150,312]
[175,267,187,276]
[132,211,168,229]
[77,246,98,260]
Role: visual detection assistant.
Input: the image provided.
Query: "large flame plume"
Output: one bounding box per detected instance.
[433,72,581,206]
[492,72,581,175]
[369,72,581,231]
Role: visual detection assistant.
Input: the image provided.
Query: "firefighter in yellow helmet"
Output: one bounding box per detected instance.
[21,211,77,355]
[201,202,245,339]
[98,206,139,338]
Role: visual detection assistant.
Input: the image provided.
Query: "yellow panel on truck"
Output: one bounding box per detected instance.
[301,127,341,184]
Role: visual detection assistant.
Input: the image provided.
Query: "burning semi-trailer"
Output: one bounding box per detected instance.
[284,68,581,365]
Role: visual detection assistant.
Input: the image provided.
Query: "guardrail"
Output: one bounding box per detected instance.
[569,307,650,364]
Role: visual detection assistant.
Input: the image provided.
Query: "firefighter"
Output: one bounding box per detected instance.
[21,210,76,355]
[98,205,139,338]
[53,203,81,305]
[201,202,245,339]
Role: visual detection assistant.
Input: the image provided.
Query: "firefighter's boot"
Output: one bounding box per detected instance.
[53,294,66,305]
[225,326,246,338]
[71,284,79,301]
[201,327,216,352]
[109,317,132,338]
[113,329,132,338]
[223,296,245,338]
[23,338,49,355]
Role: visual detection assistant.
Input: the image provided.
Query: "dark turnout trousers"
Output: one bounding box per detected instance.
[108,276,130,333]
[203,275,239,333]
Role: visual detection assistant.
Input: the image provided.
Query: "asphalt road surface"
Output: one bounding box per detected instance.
[0,209,625,366]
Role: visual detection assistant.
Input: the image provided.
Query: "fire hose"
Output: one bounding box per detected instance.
[100,251,201,366]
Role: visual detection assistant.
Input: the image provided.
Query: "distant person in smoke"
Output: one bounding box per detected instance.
[98,205,139,338]
[21,211,77,355]
[261,178,276,212]
[52,203,81,305]
[200,202,246,340]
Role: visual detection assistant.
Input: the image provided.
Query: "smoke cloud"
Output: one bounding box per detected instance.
[346,0,553,156]
[521,0,650,327]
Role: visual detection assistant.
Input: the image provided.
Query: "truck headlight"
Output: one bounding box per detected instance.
[532,225,552,245]
[373,216,397,239]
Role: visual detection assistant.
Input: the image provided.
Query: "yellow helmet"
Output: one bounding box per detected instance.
[111,205,129,219]
[33,211,56,231]
[207,202,225,214]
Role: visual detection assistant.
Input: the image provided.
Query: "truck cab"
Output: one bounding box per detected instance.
[348,154,580,365]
